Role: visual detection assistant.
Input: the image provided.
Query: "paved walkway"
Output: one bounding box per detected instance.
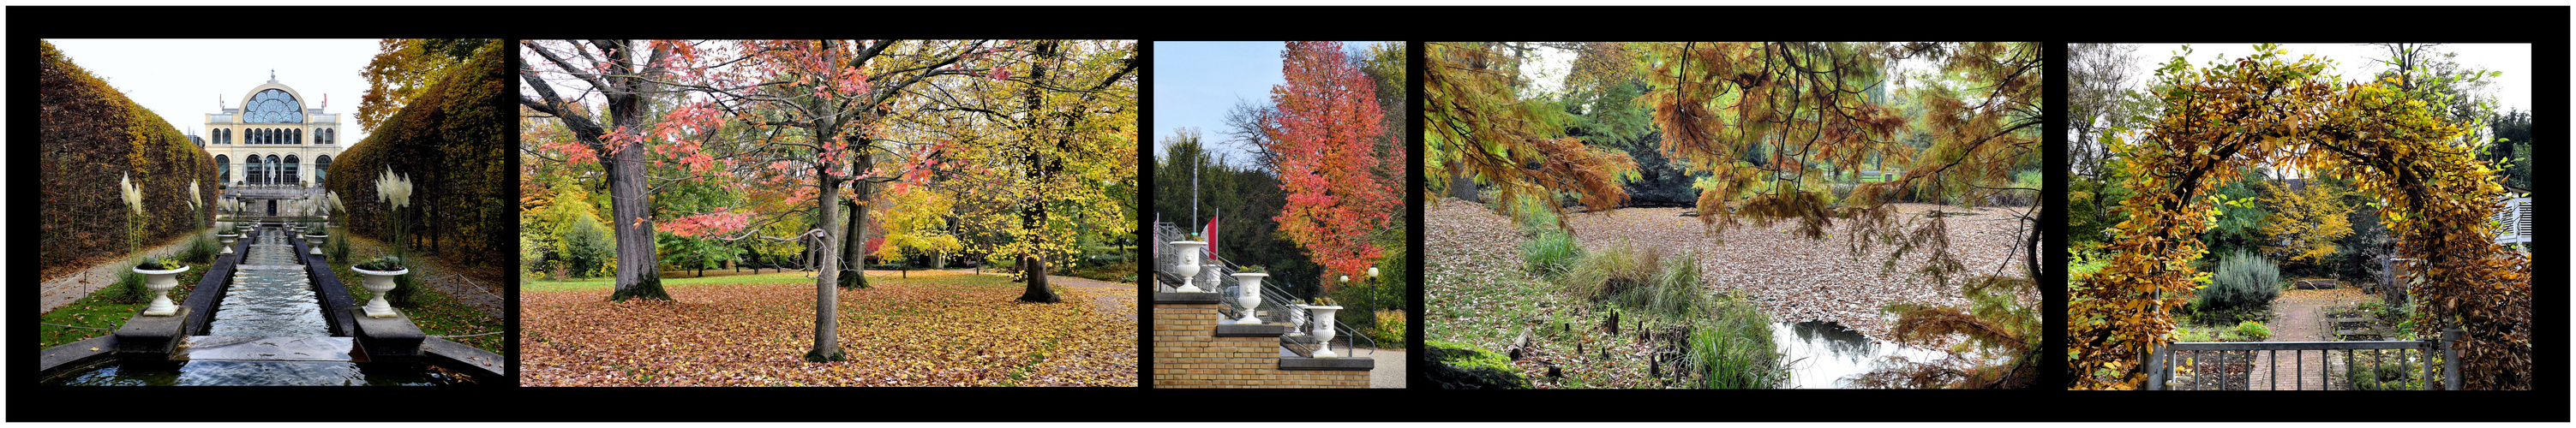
[2248,288,2372,390]
[40,233,199,313]
[1361,348,1407,389]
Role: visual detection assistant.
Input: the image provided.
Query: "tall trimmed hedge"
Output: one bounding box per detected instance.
[40,41,219,280]
[326,41,510,275]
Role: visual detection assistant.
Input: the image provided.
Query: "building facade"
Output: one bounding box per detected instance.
[207,74,340,216]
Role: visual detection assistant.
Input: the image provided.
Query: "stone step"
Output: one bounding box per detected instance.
[177,336,358,362]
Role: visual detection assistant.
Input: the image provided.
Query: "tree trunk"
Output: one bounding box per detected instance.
[602,40,668,301]
[839,152,876,289]
[1015,40,1063,304]
[807,160,848,363]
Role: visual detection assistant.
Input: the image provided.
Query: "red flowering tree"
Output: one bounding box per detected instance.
[1262,41,1403,285]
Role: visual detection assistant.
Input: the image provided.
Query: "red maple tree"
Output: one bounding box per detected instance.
[1262,41,1402,285]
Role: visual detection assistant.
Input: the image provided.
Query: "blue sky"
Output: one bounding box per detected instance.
[1152,41,1392,166]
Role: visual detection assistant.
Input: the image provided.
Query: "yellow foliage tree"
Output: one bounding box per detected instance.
[2255,178,2354,265]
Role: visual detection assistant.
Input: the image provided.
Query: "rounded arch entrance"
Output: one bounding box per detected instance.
[2069,46,2531,390]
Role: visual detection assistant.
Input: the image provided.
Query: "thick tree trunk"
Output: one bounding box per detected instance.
[602,40,668,302]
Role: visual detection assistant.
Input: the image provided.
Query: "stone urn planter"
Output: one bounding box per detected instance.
[1168,241,1207,293]
[215,232,239,255]
[1306,305,1344,358]
[304,234,328,256]
[351,265,410,318]
[1286,303,1309,337]
[1231,272,1268,324]
[135,263,189,316]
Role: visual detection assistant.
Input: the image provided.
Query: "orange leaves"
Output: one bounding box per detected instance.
[520,273,1135,387]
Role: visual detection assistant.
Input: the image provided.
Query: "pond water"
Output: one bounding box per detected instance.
[1773,320,1946,389]
[41,360,477,386]
[41,227,480,386]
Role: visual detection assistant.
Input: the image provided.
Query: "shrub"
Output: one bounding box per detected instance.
[2345,355,2421,390]
[179,233,219,264]
[329,229,352,261]
[326,40,510,282]
[1522,229,1582,279]
[1690,293,1787,389]
[2200,250,2281,313]
[2232,320,2272,340]
[111,266,148,305]
[1368,310,1407,348]
[561,215,614,278]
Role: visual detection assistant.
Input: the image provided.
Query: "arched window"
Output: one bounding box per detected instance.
[214,154,230,183]
[285,155,300,185]
[314,155,332,182]
[266,155,281,185]
[244,89,303,123]
[293,128,302,145]
[243,155,261,186]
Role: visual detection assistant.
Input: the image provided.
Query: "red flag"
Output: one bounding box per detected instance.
[1202,211,1219,260]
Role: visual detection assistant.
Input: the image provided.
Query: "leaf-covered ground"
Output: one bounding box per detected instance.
[1425,198,2034,388]
[1425,199,1686,388]
[519,270,1135,387]
[1560,203,2034,341]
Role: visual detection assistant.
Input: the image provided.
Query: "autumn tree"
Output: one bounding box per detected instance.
[1425,42,1639,225]
[364,39,494,133]
[2256,177,2356,267]
[1262,41,1404,282]
[519,39,677,301]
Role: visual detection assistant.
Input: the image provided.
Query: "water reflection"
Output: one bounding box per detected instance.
[42,360,475,386]
[1773,321,1944,389]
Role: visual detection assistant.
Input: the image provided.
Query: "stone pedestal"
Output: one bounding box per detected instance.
[350,308,426,360]
[113,307,191,360]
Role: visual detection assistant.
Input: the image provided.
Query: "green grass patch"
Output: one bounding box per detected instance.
[38,259,213,350]
[330,228,505,355]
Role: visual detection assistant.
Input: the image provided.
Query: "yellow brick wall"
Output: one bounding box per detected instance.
[1152,301,1369,389]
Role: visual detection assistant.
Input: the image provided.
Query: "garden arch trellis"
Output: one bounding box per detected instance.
[2069,46,2531,390]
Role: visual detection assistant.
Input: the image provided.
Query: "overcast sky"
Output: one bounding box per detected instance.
[2129,43,2532,113]
[1153,41,1393,166]
[46,39,383,144]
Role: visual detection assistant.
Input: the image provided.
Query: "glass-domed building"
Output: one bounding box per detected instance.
[206,71,342,216]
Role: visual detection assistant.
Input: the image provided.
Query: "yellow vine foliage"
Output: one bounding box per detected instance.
[2070,45,2530,389]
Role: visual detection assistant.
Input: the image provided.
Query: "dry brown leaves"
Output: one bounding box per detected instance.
[519,270,1135,387]
[1563,203,2033,342]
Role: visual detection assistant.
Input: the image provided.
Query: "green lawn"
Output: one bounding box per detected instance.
[38,259,213,350]
[327,229,506,355]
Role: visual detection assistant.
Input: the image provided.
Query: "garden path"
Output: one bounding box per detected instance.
[40,235,196,313]
[337,235,505,319]
[950,268,1137,322]
[2248,288,2372,390]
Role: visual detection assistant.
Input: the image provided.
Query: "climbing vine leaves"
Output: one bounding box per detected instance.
[2070,45,2530,389]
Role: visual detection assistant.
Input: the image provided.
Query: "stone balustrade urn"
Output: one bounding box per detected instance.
[1307,305,1343,358]
[304,234,327,256]
[352,266,409,318]
[1232,272,1267,325]
[216,232,238,255]
[1169,241,1207,293]
[135,264,189,317]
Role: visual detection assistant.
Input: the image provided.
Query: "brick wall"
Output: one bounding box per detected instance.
[1151,296,1370,388]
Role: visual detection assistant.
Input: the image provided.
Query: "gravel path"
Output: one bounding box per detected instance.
[40,234,199,313]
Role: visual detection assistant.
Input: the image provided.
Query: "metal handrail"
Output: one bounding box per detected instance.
[2145,329,2461,390]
